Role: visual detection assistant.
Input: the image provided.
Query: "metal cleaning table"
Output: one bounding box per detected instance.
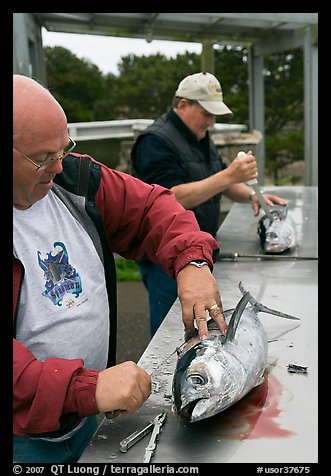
[80,186,318,463]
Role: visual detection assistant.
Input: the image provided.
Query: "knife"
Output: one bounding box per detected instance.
[237,151,274,221]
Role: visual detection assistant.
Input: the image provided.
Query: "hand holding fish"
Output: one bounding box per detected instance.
[250,192,287,217]
[177,264,227,341]
[236,150,287,217]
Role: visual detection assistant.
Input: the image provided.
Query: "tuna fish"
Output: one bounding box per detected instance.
[257,205,296,254]
[172,282,299,423]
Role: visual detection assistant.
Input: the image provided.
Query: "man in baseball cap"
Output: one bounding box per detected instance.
[175,71,233,116]
[131,71,286,337]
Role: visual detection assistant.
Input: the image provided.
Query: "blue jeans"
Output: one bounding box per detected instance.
[138,259,177,336]
[13,416,98,463]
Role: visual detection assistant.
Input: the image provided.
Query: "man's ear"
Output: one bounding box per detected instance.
[177,98,188,110]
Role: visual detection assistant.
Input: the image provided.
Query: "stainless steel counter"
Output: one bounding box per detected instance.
[80,186,318,463]
[216,186,318,258]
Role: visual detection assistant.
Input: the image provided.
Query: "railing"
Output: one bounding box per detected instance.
[67,119,249,141]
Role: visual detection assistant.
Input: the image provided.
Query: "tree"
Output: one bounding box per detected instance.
[44,46,107,122]
[44,45,304,183]
[214,45,250,125]
[97,52,201,120]
[264,48,304,183]
[98,48,250,123]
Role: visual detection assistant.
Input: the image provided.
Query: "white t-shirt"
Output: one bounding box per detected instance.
[13,190,110,370]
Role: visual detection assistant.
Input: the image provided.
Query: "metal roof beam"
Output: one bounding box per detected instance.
[198,13,318,24]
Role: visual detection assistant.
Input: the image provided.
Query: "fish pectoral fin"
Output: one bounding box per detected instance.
[254,371,265,387]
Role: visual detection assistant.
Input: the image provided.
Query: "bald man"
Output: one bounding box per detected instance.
[13,75,226,462]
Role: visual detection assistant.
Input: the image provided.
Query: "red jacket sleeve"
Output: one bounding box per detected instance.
[13,162,220,437]
[95,165,219,277]
[13,339,99,436]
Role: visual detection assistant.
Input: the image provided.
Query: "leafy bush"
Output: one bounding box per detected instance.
[115,258,142,281]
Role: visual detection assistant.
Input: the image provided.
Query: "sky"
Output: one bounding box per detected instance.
[42,28,202,76]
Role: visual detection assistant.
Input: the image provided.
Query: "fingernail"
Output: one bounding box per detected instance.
[200,334,208,341]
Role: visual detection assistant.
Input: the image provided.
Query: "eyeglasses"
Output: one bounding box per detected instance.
[13,136,76,171]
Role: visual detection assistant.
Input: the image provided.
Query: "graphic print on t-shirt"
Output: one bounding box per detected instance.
[37,241,82,306]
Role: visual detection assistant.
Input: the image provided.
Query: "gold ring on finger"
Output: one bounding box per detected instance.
[212,312,223,319]
[210,307,224,317]
[209,304,219,311]
[215,308,224,316]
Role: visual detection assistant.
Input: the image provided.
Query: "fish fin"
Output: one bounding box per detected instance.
[253,303,300,321]
[254,370,265,387]
[238,282,300,321]
[224,291,251,342]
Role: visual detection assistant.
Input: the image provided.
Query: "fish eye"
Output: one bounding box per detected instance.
[187,374,206,385]
[267,231,278,239]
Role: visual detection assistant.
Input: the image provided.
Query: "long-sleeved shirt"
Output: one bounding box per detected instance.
[13,153,219,437]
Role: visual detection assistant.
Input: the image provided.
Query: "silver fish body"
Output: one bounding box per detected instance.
[172,283,298,423]
[257,206,296,254]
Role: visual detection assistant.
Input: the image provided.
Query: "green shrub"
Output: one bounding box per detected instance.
[115,258,142,281]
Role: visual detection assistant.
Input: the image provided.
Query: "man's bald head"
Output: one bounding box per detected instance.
[13,75,67,145]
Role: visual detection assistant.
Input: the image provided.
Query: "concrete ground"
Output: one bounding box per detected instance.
[116,281,150,364]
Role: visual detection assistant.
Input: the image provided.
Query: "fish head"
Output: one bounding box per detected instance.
[258,211,296,254]
[172,335,246,422]
[264,219,295,253]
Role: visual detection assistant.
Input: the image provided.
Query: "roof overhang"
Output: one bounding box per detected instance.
[34,13,318,46]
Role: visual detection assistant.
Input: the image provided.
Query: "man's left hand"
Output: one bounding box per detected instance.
[251,193,287,217]
[177,265,227,340]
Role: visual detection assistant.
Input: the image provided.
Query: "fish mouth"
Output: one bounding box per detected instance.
[178,399,206,422]
[265,244,287,253]
[265,241,291,253]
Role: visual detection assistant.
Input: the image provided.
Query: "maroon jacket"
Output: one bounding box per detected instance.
[13,154,219,437]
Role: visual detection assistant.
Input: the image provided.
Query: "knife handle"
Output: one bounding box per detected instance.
[237,151,257,185]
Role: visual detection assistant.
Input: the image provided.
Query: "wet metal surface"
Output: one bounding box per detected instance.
[216,186,318,258]
[80,186,318,463]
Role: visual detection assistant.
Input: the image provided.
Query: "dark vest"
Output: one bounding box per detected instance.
[131,113,223,237]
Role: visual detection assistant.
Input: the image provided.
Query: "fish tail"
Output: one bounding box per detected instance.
[238,282,300,321]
